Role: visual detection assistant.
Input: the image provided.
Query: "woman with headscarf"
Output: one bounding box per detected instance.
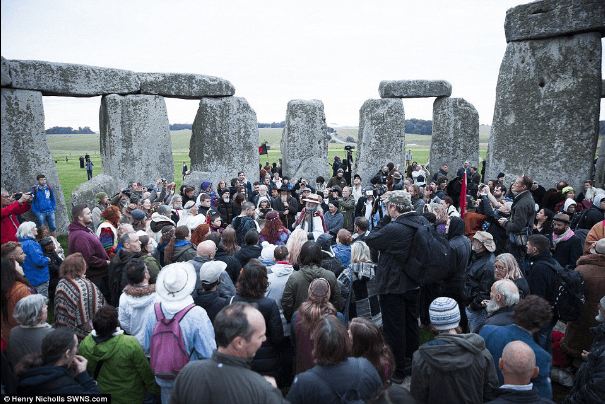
[259,211,290,246]
[200,181,219,207]
[177,201,206,231]
[96,205,120,259]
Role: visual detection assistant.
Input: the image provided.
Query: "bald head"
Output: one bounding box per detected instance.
[499,341,538,385]
[196,240,216,258]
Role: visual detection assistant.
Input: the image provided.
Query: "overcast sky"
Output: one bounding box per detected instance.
[2,0,603,131]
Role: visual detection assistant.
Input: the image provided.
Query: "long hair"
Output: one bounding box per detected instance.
[494,253,523,280]
[1,258,19,323]
[286,229,308,267]
[259,211,285,245]
[350,242,371,264]
[311,315,351,366]
[100,205,121,226]
[164,225,189,264]
[350,317,394,385]
[298,279,336,335]
[221,227,240,255]
[59,253,87,279]
[190,223,210,247]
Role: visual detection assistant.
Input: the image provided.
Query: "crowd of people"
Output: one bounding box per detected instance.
[1,156,604,404]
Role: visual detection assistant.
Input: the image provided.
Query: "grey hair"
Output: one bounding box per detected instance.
[350,241,371,264]
[15,221,37,240]
[13,294,48,326]
[494,253,523,280]
[496,279,520,307]
[183,200,196,210]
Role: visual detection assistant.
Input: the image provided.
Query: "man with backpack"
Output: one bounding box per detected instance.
[143,262,216,404]
[365,190,429,384]
[231,202,258,246]
[526,234,560,354]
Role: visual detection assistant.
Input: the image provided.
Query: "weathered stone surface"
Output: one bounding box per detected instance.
[100,94,174,186]
[354,99,405,184]
[1,89,69,234]
[138,72,235,99]
[1,56,11,87]
[602,80,605,98]
[379,80,452,98]
[190,97,259,188]
[486,33,601,191]
[280,100,329,188]
[181,171,213,194]
[430,97,479,180]
[68,174,121,217]
[595,139,605,187]
[8,59,140,96]
[504,0,605,42]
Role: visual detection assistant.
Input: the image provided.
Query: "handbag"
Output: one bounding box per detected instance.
[509,226,529,246]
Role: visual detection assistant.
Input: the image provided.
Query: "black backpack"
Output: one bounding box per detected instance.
[395,218,454,285]
[542,260,585,322]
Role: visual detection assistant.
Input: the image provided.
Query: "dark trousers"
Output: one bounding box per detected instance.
[380,289,420,378]
[91,276,111,304]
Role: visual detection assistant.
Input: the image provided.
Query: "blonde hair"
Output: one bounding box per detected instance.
[286,228,308,266]
[495,253,523,280]
[351,241,371,264]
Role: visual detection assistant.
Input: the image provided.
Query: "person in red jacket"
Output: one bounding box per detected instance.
[1,189,33,245]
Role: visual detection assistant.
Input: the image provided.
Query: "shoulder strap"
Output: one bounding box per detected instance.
[93,360,105,379]
[154,302,164,321]
[173,303,195,323]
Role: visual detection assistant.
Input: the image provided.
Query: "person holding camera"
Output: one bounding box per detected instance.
[1,188,33,245]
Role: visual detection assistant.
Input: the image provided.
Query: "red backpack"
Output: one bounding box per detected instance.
[150,303,195,379]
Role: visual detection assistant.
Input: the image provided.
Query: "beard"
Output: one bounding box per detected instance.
[486,299,500,314]
[306,205,317,213]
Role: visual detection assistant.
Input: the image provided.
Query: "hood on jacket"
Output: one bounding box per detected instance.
[447,216,465,240]
[270,263,294,277]
[114,249,139,264]
[67,221,92,233]
[418,333,485,372]
[122,284,157,309]
[576,253,605,268]
[563,198,577,213]
[18,366,74,390]
[299,264,327,283]
[150,215,175,233]
[84,330,125,361]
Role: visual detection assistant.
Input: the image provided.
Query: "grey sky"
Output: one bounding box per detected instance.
[2,0,603,131]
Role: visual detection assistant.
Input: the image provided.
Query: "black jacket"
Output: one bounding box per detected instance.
[321,253,345,278]
[215,248,242,285]
[476,304,516,334]
[232,295,284,380]
[487,387,555,404]
[354,197,384,227]
[443,217,471,298]
[477,195,509,255]
[18,366,101,395]
[108,250,139,306]
[235,245,262,268]
[272,196,298,230]
[193,290,228,323]
[577,204,605,231]
[552,235,582,269]
[526,252,559,304]
[562,324,605,404]
[463,250,495,310]
[502,191,535,235]
[365,212,428,294]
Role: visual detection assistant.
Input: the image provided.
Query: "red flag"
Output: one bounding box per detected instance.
[460,171,467,219]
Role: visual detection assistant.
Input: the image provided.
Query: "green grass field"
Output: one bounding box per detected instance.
[47,127,493,206]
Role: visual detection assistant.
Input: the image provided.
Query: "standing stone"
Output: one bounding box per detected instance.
[379,80,452,98]
[1,89,69,234]
[486,33,601,191]
[431,97,479,180]
[190,97,259,188]
[181,171,213,194]
[1,56,11,86]
[280,100,329,188]
[354,99,405,184]
[595,139,605,188]
[68,174,121,217]
[100,94,174,186]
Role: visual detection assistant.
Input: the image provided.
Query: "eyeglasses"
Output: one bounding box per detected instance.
[494,264,506,271]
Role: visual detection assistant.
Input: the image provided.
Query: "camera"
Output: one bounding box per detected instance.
[344,145,355,151]
[161,178,167,183]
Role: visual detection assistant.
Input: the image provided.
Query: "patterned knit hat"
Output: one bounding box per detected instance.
[429,297,460,330]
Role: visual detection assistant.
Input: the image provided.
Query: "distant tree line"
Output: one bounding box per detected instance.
[405,119,432,135]
[170,123,192,130]
[46,126,95,134]
[258,121,285,128]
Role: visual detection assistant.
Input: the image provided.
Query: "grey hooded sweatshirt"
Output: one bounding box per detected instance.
[411,332,498,404]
